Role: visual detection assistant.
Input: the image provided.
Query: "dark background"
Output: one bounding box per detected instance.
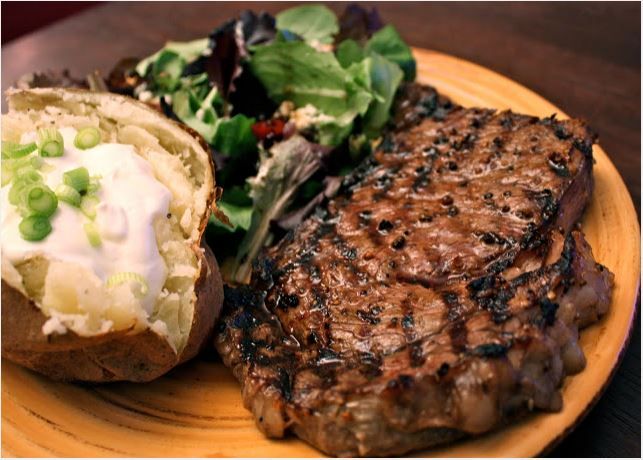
[1,2,640,457]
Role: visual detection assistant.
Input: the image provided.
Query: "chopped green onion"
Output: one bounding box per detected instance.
[55,184,82,207]
[37,128,64,157]
[14,166,42,181]
[106,272,148,298]
[83,221,102,247]
[80,195,100,219]
[74,127,101,150]
[4,155,38,174]
[2,162,14,186]
[63,167,89,193]
[8,170,43,205]
[2,141,37,159]
[30,155,45,170]
[26,185,58,217]
[8,182,26,205]
[19,215,52,241]
[87,175,102,194]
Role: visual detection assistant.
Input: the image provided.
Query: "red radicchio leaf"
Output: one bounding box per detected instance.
[206,11,276,102]
[335,3,384,45]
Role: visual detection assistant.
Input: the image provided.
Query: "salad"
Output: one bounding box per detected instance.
[84,4,417,282]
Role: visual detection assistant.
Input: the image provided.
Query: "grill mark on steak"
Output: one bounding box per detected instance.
[215,85,613,457]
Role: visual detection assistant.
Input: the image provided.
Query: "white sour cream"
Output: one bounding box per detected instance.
[1,127,171,314]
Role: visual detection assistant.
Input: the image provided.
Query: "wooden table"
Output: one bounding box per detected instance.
[2,2,640,457]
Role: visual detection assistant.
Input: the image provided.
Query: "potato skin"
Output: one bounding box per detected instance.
[1,244,223,382]
[2,88,223,382]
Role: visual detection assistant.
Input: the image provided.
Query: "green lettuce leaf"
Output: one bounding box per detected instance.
[225,135,327,282]
[336,39,365,68]
[136,38,209,78]
[210,201,253,233]
[150,50,186,93]
[365,25,416,81]
[276,4,339,44]
[213,114,256,157]
[249,41,373,146]
[250,41,372,118]
[172,86,219,142]
[361,53,404,135]
[171,83,223,142]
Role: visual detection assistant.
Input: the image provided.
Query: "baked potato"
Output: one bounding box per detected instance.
[1,88,223,382]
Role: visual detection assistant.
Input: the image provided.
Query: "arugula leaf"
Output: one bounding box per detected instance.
[365,25,416,81]
[212,114,257,157]
[276,4,339,44]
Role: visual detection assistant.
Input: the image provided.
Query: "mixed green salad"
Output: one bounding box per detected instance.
[113,4,416,282]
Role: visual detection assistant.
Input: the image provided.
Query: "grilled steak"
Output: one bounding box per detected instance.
[215,88,614,457]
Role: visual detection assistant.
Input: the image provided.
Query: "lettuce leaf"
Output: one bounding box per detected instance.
[136,38,209,79]
[250,41,372,118]
[336,39,365,68]
[211,201,253,233]
[225,135,330,283]
[171,86,219,142]
[213,114,256,157]
[276,4,338,44]
[361,53,404,135]
[365,25,416,81]
[249,41,373,146]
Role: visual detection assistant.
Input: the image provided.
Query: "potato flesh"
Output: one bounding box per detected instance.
[3,99,209,353]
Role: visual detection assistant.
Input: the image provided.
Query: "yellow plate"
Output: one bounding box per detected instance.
[2,49,640,458]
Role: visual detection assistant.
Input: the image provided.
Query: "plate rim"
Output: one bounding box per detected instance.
[2,47,640,458]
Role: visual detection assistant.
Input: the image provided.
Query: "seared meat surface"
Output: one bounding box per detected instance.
[215,87,613,457]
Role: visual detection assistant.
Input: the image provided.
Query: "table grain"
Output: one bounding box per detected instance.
[1,2,640,457]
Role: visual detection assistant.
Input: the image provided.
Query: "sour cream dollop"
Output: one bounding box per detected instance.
[1,127,171,313]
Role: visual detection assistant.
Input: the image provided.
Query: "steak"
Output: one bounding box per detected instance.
[215,87,614,457]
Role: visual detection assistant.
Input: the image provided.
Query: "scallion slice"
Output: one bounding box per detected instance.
[8,170,43,205]
[26,185,58,217]
[55,184,82,207]
[4,155,38,175]
[2,162,14,186]
[19,215,52,241]
[37,128,64,157]
[32,155,46,170]
[80,195,100,219]
[87,175,102,194]
[2,141,37,159]
[106,272,148,297]
[83,221,102,247]
[74,127,102,150]
[62,167,89,193]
